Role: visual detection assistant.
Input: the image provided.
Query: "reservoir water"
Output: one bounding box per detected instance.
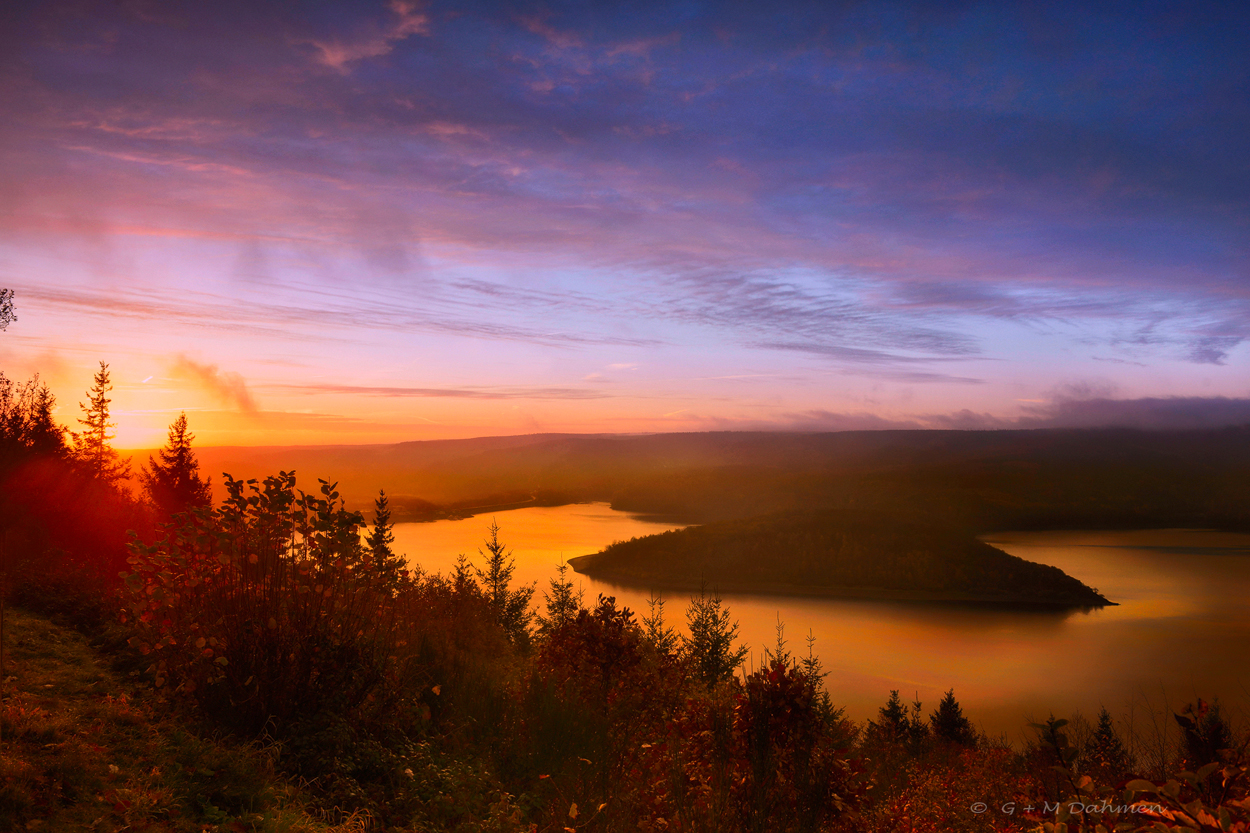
[392,505,1250,741]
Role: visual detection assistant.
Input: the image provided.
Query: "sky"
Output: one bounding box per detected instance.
[1,0,1247,446]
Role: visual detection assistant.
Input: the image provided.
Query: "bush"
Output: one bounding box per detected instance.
[121,472,404,735]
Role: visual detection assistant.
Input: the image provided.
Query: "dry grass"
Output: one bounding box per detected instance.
[0,606,369,832]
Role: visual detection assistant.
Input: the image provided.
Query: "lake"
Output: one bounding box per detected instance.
[392,505,1250,741]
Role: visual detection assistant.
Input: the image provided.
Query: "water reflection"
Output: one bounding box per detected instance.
[393,508,1250,739]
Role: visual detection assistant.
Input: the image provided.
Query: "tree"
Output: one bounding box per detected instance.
[0,373,66,459]
[641,591,678,655]
[930,688,976,746]
[0,288,14,331]
[799,628,825,683]
[1085,707,1129,777]
[365,490,407,586]
[681,582,748,685]
[74,362,131,483]
[764,614,792,668]
[141,412,211,516]
[536,560,582,635]
[473,520,534,643]
[870,690,910,743]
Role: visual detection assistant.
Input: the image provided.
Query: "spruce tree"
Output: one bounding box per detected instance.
[28,381,66,457]
[0,373,66,458]
[1085,707,1129,777]
[909,695,929,746]
[681,583,748,685]
[473,520,535,643]
[365,490,407,585]
[536,560,582,635]
[871,690,910,743]
[930,688,976,746]
[141,412,211,515]
[641,592,678,655]
[74,362,131,483]
[765,615,792,668]
[452,552,478,597]
[800,628,825,682]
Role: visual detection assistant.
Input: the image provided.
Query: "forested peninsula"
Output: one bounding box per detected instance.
[568,510,1112,607]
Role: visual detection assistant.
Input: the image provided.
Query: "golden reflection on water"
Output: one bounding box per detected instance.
[392,508,1250,739]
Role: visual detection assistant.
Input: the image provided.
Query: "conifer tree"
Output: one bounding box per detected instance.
[641,592,678,655]
[74,362,131,483]
[452,552,478,597]
[800,628,825,682]
[681,582,748,685]
[365,490,407,585]
[1085,707,1129,777]
[473,520,535,643]
[0,373,66,458]
[28,382,66,457]
[537,560,582,635]
[141,412,211,516]
[871,690,910,743]
[765,615,791,667]
[909,695,929,746]
[930,688,976,746]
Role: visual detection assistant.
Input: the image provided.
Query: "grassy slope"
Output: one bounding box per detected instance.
[0,607,362,832]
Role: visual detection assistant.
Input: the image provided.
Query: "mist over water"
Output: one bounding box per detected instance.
[393,506,1250,741]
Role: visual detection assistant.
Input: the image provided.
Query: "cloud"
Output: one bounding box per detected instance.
[1017,396,1250,430]
[170,356,258,413]
[1185,335,1244,366]
[19,284,661,350]
[262,382,611,400]
[306,1,429,71]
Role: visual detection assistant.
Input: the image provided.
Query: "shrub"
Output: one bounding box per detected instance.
[121,472,404,735]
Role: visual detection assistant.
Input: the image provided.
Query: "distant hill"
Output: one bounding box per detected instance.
[158,426,1250,528]
[124,426,1250,605]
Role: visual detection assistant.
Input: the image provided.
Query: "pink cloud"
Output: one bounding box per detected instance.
[306,1,429,72]
[169,355,258,413]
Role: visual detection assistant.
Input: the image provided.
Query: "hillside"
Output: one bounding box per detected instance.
[158,427,1250,528]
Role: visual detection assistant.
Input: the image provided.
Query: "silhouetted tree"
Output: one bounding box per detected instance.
[141,412,211,516]
[536,560,582,635]
[74,362,131,484]
[1085,707,1129,778]
[452,552,477,597]
[641,591,678,655]
[765,615,792,668]
[0,373,66,459]
[800,628,825,683]
[870,690,910,743]
[682,582,748,685]
[365,490,406,585]
[473,520,534,644]
[930,688,976,746]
